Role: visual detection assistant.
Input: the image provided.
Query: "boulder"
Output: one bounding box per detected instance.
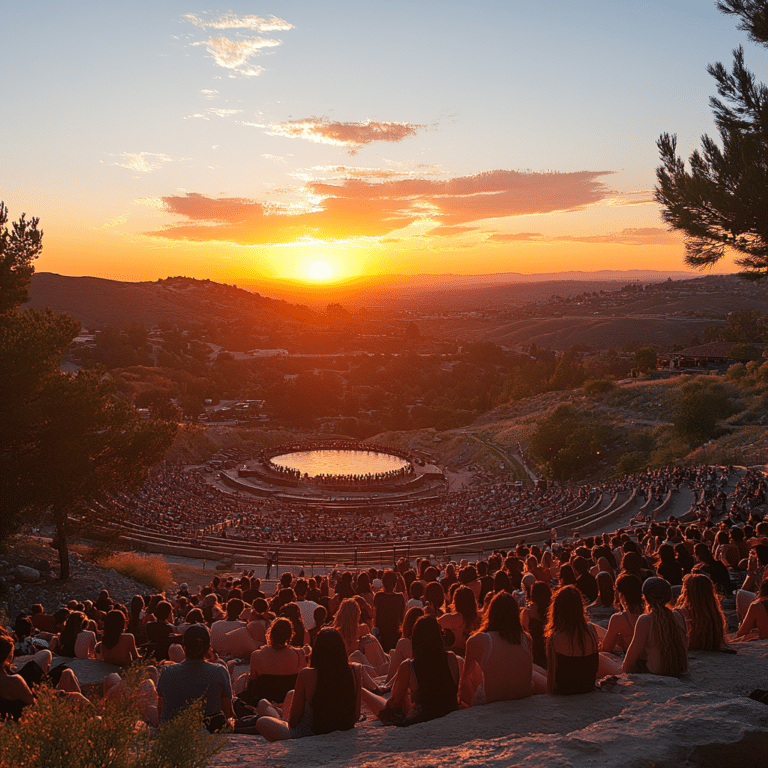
[15,565,40,582]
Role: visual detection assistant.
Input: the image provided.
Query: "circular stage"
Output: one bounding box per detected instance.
[225,440,446,511]
[271,449,409,479]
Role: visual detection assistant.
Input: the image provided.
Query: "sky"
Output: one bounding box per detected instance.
[2,1,764,285]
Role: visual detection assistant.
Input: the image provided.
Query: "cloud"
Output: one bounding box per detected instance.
[145,168,616,246]
[487,232,543,242]
[604,191,656,207]
[185,13,293,32]
[114,152,172,176]
[427,225,478,237]
[267,117,425,152]
[303,164,445,181]
[192,36,280,75]
[553,227,683,246]
[200,89,218,99]
[185,107,242,120]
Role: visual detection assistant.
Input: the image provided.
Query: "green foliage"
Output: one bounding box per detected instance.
[726,362,747,380]
[633,346,657,373]
[728,342,761,360]
[0,202,43,315]
[655,3,768,279]
[0,680,222,768]
[584,378,616,397]
[528,405,612,482]
[674,379,734,444]
[616,451,648,475]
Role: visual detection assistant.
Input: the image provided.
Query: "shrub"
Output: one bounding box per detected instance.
[100,551,172,591]
[584,378,616,397]
[0,679,222,768]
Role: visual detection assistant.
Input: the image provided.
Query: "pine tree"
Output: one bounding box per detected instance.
[655,1,768,280]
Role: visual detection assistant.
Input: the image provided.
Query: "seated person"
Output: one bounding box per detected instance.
[601,573,643,655]
[157,624,234,733]
[623,577,688,677]
[255,628,362,741]
[386,607,423,682]
[210,599,246,656]
[363,616,461,726]
[49,611,96,659]
[459,592,533,706]
[734,581,768,640]
[145,601,183,661]
[29,604,57,635]
[245,618,306,706]
[95,610,139,667]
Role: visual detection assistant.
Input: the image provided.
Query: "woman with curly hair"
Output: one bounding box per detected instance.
[676,573,726,651]
[623,577,688,677]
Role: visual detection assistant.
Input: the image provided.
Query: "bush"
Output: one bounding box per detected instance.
[726,362,746,380]
[100,551,172,591]
[584,378,616,397]
[0,679,222,768]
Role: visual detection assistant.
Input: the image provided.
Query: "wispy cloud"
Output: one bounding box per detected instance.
[185,12,292,77]
[192,36,280,75]
[486,232,543,242]
[185,107,243,120]
[114,152,172,176]
[553,227,682,246]
[184,13,293,32]
[267,117,425,153]
[146,168,615,246]
[200,89,218,99]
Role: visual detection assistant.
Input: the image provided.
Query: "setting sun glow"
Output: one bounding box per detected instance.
[308,261,334,281]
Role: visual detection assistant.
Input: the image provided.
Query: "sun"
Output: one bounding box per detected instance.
[307,260,334,281]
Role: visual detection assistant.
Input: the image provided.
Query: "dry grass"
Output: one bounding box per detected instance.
[100,551,172,591]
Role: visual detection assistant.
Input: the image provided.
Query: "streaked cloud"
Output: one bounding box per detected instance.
[604,190,656,207]
[487,232,543,242]
[146,168,615,246]
[553,227,682,246]
[185,13,293,32]
[185,107,243,120]
[267,117,424,152]
[428,225,478,237]
[200,89,218,99]
[114,152,172,176]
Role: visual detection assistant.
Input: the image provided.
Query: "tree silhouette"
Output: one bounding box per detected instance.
[656,1,768,280]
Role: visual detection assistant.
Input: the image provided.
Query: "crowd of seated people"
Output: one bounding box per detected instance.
[4,464,767,742]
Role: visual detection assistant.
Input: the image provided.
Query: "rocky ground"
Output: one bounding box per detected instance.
[0,536,157,622]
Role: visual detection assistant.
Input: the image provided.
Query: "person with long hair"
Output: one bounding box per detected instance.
[676,573,726,651]
[586,572,617,622]
[546,585,601,694]
[735,580,768,640]
[332,598,389,682]
[623,577,688,677]
[656,543,683,586]
[279,603,309,647]
[96,610,139,667]
[459,592,533,706]
[364,616,460,726]
[601,573,643,654]
[438,585,479,655]
[385,607,423,682]
[49,611,96,659]
[522,581,551,669]
[246,618,306,707]
[255,628,362,741]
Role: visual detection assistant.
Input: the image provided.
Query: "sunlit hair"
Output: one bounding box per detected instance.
[677,573,725,651]
[644,592,688,677]
[424,582,445,614]
[279,602,306,647]
[400,606,424,639]
[558,564,577,587]
[353,594,374,625]
[310,628,356,735]
[545,585,591,655]
[101,610,126,651]
[481,591,526,645]
[267,617,292,648]
[451,586,479,632]
[332,598,361,648]
[614,573,643,614]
